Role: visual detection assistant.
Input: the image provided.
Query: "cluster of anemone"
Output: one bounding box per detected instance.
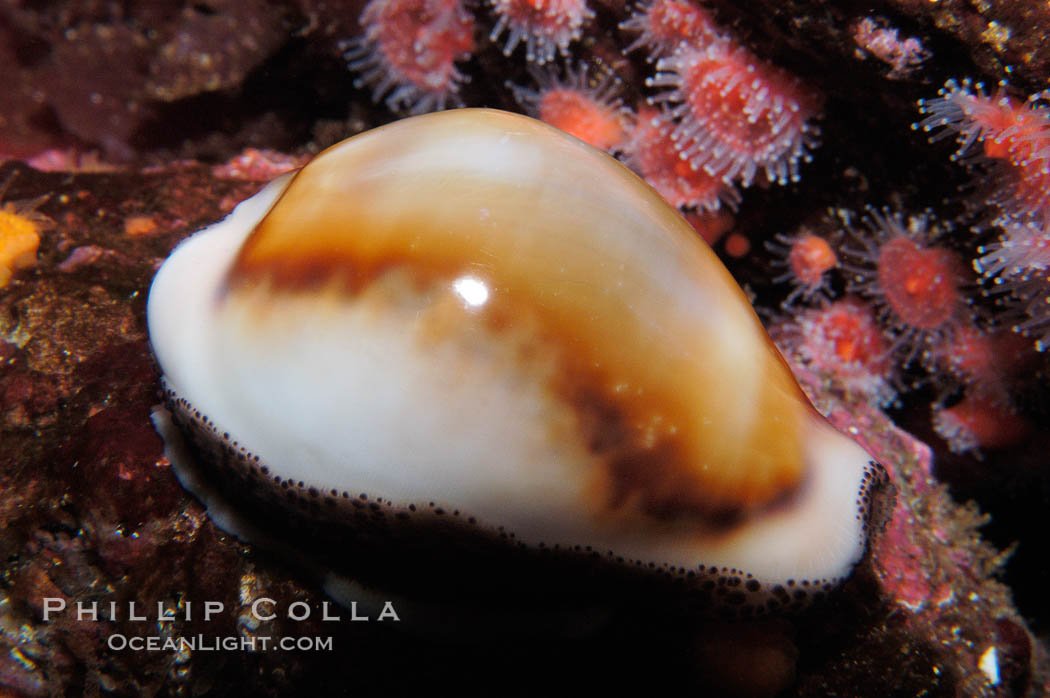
[345,0,822,220]
[761,197,1039,455]
[344,0,593,114]
[763,88,1045,456]
[916,79,1050,353]
[768,209,1039,455]
[767,210,971,407]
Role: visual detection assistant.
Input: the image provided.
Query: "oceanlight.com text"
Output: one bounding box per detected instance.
[107,634,334,652]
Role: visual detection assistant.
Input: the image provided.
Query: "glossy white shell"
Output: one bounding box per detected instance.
[148,109,883,601]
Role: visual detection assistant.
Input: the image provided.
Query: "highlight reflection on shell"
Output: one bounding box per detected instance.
[148,109,886,616]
